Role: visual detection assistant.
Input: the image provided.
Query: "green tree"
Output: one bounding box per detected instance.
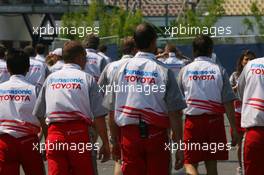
[60,1,143,40]
[241,2,264,42]
[171,0,225,42]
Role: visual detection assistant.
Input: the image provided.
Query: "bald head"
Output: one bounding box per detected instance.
[133,23,157,51]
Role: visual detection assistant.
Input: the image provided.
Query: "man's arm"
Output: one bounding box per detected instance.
[221,68,240,144]
[100,57,107,73]
[165,69,187,170]
[89,76,110,162]
[108,111,119,140]
[168,110,183,170]
[33,81,48,139]
[108,111,121,161]
[93,115,110,162]
[169,111,183,143]
[238,66,247,101]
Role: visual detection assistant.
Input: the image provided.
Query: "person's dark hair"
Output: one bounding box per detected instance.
[0,44,7,58]
[121,36,136,55]
[133,23,157,50]
[6,48,30,75]
[236,50,256,76]
[83,34,100,50]
[35,43,46,55]
[63,41,85,63]
[192,35,213,57]
[165,43,177,53]
[99,44,107,53]
[23,45,35,57]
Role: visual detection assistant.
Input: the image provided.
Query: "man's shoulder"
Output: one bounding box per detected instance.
[30,58,45,66]
[0,59,6,65]
[87,51,104,60]
[250,57,264,64]
[0,79,35,89]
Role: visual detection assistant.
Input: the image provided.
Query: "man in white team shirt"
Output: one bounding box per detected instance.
[24,45,49,86]
[98,36,136,175]
[0,44,9,83]
[83,34,107,81]
[238,56,264,175]
[35,43,46,63]
[103,23,187,175]
[99,36,137,89]
[33,41,110,175]
[178,35,240,175]
[98,44,112,64]
[163,43,185,78]
[0,49,45,175]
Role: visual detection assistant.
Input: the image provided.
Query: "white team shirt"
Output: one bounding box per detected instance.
[238,57,264,128]
[178,56,236,116]
[49,60,65,73]
[98,54,133,87]
[35,54,46,63]
[26,58,49,86]
[84,49,107,80]
[33,63,107,125]
[0,75,40,138]
[0,59,10,83]
[98,52,112,64]
[103,52,186,128]
[229,71,242,114]
[163,52,185,78]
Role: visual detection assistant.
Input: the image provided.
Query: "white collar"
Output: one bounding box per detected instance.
[62,63,81,70]
[86,48,96,53]
[10,74,26,81]
[57,60,64,63]
[36,54,44,57]
[194,56,213,62]
[135,51,156,60]
[121,54,133,60]
[168,52,176,57]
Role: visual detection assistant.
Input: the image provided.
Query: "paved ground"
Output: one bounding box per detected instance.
[21,118,239,175]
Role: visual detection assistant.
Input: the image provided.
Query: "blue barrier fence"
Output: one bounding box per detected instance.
[106,43,264,76]
[178,43,264,75]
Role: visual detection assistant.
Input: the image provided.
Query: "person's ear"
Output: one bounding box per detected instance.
[150,39,157,53]
[7,66,11,74]
[208,48,213,57]
[26,65,30,73]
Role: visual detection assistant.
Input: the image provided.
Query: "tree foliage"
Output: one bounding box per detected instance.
[60,0,143,40]
[171,0,225,37]
[241,1,264,42]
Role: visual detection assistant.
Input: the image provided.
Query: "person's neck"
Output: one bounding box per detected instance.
[10,73,26,76]
[139,49,154,54]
